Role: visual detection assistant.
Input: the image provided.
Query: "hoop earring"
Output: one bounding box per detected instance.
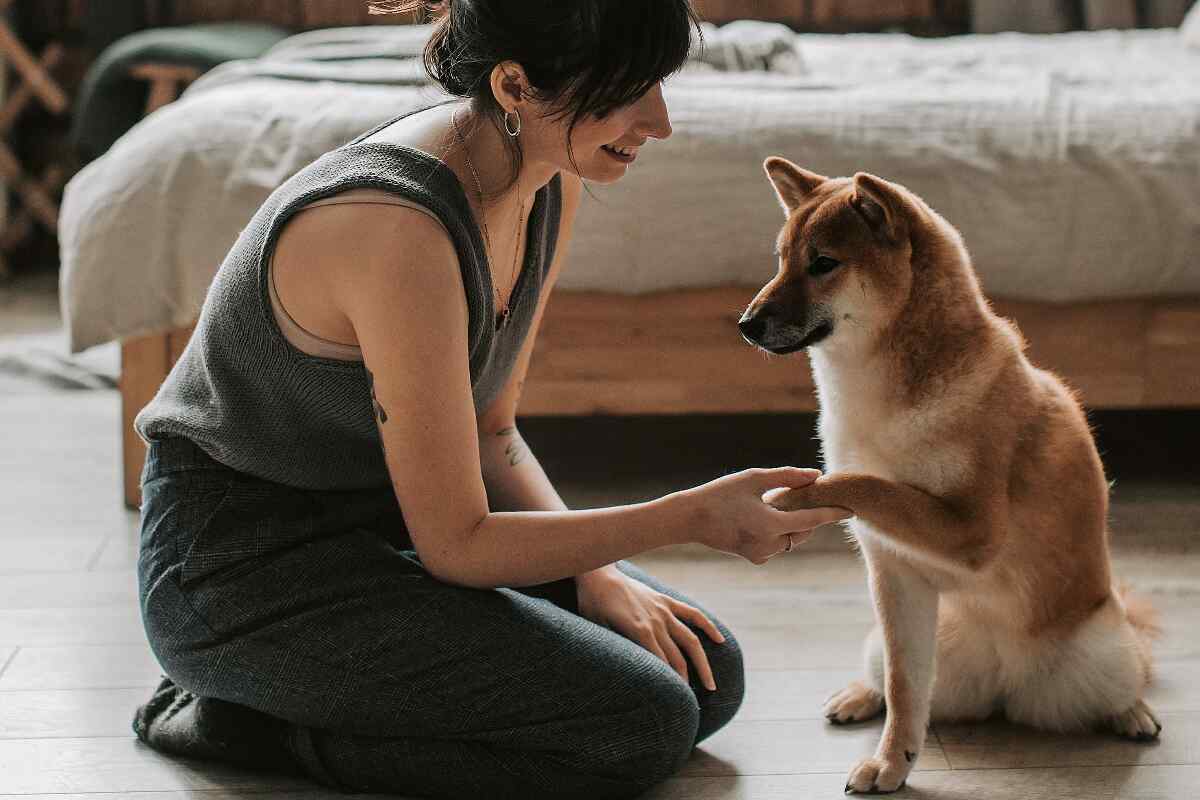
[504,109,521,137]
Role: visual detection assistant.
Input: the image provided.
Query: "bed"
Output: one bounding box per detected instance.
[56,22,1200,506]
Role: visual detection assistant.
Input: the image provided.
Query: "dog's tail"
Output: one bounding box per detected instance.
[1117,581,1162,683]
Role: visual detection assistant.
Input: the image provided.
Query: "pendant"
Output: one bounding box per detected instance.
[495,308,509,330]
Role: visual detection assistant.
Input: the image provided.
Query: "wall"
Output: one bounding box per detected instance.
[23,1,968,38]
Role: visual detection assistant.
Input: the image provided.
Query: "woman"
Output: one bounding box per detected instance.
[131,1,849,797]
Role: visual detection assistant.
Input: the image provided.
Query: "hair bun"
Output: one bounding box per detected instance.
[366,0,447,17]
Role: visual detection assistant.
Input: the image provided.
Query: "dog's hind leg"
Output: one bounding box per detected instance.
[829,606,1003,727]
[927,604,1004,723]
[1005,593,1160,739]
[824,627,886,725]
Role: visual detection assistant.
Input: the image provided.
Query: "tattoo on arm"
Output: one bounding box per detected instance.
[496,426,528,467]
[366,368,388,424]
[367,368,390,461]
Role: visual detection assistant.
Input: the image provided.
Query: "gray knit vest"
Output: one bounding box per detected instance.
[136,113,563,490]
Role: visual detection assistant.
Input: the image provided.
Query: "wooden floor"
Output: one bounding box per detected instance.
[2,273,1199,799]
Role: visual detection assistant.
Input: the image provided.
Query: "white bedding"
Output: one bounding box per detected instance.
[59,26,1200,352]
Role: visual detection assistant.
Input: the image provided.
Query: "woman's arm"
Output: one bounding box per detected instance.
[473,175,578,517]
[317,197,841,590]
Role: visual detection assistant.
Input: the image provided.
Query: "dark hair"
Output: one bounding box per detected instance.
[369,0,702,193]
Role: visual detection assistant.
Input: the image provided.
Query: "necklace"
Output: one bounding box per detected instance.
[451,108,525,330]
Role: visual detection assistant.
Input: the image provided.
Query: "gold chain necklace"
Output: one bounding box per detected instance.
[451,108,525,330]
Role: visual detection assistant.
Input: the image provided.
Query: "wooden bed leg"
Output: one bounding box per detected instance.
[121,333,172,509]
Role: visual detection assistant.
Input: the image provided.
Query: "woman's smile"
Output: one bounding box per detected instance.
[601,141,640,164]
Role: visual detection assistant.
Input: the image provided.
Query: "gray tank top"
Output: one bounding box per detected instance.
[136,110,564,490]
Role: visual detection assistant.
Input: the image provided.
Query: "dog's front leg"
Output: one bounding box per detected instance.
[848,542,939,794]
[769,473,1001,574]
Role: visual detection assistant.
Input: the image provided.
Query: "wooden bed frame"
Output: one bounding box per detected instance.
[120,292,1200,507]
[114,57,1200,507]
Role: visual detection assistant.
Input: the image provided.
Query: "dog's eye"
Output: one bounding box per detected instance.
[808,256,840,277]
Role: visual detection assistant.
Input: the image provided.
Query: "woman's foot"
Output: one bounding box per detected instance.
[133,676,299,773]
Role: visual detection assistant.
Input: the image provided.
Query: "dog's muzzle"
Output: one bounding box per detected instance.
[738,305,834,354]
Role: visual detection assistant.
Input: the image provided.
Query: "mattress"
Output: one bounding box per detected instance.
[59,25,1200,352]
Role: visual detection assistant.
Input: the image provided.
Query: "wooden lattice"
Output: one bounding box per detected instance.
[0,0,71,278]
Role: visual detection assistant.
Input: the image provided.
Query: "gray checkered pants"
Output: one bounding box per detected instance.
[137,436,744,799]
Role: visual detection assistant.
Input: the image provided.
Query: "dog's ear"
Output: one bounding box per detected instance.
[764,157,826,216]
[851,172,907,241]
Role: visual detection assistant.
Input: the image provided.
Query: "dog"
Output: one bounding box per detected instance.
[738,157,1162,794]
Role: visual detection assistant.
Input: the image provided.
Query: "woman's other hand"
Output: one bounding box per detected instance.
[576,566,725,690]
[680,467,852,564]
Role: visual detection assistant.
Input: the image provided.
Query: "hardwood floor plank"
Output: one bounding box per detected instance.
[734,624,869,670]
[0,737,311,794]
[739,658,1200,723]
[0,605,146,646]
[741,669,863,721]
[0,647,14,678]
[631,549,866,592]
[937,711,1200,770]
[681,718,948,776]
[0,688,149,739]
[91,531,139,572]
[1147,661,1200,712]
[0,537,99,574]
[0,792,370,800]
[0,571,137,609]
[686,587,873,630]
[0,794,371,800]
[1108,552,1200,597]
[646,764,1200,800]
[0,645,161,690]
[0,394,131,541]
[1137,594,1200,664]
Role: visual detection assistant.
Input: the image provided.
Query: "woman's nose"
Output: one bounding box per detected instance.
[639,84,673,141]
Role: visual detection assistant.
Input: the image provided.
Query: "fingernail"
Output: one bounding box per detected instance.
[707,680,717,691]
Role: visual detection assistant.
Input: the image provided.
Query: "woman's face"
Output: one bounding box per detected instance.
[530,83,674,185]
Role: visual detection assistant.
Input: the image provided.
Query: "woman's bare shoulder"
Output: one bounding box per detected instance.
[273,196,462,347]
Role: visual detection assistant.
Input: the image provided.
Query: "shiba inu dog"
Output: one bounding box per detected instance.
[739,158,1162,794]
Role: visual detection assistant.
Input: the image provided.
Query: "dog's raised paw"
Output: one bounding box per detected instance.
[824,680,884,726]
[1108,699,1162,742]
[844,756,910,794]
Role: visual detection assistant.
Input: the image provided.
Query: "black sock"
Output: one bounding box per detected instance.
[133,676,300,774]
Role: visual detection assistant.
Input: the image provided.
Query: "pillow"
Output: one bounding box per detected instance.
[1184,1,1200,47]
[690,20,806,74]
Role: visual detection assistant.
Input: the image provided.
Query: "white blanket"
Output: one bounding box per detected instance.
[59,26,1200,352]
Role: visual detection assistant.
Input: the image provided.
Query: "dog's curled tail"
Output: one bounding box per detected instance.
[1117,581,1162,683]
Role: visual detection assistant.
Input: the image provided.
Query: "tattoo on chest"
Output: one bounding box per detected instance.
[496,426,528,466]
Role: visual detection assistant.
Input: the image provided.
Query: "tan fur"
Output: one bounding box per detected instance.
[743,158,1162,794]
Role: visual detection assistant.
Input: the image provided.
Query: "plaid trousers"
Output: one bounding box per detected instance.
[137,435,744,799]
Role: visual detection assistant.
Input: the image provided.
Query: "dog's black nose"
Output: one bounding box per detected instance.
[738,314,766,342]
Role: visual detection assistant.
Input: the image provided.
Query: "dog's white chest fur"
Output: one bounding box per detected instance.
[811,354,970,496]
[810,351,974,573]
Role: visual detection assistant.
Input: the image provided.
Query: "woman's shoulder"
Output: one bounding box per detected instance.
[278,190,457,283]
[349,103,457,167]
[271,191,461,349]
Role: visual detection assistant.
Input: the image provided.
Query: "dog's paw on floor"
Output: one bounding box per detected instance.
[1107,698,1162,742]
[824,680,885,725]
[843,755,909,794]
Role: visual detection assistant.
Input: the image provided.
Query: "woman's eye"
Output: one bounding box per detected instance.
[808,256,841,277]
